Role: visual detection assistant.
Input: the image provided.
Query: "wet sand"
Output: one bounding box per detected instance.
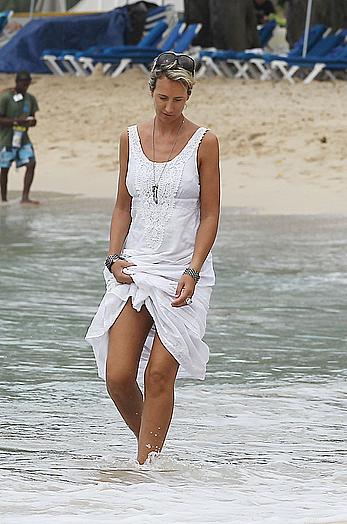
[1,70,346,214]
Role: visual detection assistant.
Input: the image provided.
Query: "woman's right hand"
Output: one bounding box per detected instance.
[111,259,136,284]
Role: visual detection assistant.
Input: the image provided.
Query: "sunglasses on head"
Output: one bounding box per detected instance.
[153,52,195,76]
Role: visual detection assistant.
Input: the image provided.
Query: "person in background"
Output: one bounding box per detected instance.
[253,0,276,25]
[0,71,39,204]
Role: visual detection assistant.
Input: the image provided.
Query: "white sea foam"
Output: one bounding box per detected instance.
[1,206,347,524]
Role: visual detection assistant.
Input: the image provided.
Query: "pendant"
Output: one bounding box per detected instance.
[152,184,158,204]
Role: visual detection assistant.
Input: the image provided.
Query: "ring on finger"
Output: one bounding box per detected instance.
[185,297,193,305]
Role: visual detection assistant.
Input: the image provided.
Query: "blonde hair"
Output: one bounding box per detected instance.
[149,62,195,96]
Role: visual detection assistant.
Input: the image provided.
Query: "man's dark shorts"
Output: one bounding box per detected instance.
[0,144,35,169]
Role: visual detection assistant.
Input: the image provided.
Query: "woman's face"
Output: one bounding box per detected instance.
[152,76,189,122]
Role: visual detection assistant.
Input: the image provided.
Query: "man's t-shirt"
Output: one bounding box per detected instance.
[0,90,39,147]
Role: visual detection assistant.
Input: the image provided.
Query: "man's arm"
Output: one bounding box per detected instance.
[0,115,34,128]
[0,94,33,128]
[0,93,13,127]
[0,93,38,128]
[29,95,39,127]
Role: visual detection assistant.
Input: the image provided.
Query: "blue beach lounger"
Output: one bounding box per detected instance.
[0,10,13,45]
[197,24,326,80]
[77,23,201,78]
[42,19,168,76]
[0,10,12,34]
[268,28,347,83]
[66,19,170,76]
[244,24,329,80]
[289,42,347,84]
[259,19,277,48]
[107,23,202,77]
[41,5,173,76]
[197,20,278,78]
[77,20,186,77]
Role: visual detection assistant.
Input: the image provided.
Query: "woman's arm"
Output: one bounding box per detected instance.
[108,130,135,284]
[108,130,132,255]
[190,131,220,272]
[172,131,220,307]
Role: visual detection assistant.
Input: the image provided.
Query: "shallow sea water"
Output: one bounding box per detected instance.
[0,195,346,524]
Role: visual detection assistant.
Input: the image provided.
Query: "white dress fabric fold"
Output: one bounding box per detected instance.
[86,125,215,382]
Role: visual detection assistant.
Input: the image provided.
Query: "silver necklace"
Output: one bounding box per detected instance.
[151,116,185,204]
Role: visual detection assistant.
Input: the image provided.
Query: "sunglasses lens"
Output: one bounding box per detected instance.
[156,53,175,68]
[154,53,195,75]
[177,56,195,74]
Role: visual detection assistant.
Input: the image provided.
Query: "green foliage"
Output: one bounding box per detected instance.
[269,13,287,27]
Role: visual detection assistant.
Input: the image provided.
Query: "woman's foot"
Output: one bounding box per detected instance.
[20,198,40,205]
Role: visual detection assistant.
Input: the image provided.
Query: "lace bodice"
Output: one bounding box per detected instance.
[87,123,215,383]
[125,125,208,253]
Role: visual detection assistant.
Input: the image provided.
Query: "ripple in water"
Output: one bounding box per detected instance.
[0,199,346,523]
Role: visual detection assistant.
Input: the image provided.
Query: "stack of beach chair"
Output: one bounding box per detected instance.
[196,24,347,84]
[40,5,347,84]
[41,5,201,78]
[0,10,13,45]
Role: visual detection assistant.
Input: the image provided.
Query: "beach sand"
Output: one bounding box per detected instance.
[1,70,346,214]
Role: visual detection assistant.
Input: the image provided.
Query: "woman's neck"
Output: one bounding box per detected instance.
[154,114,185,136]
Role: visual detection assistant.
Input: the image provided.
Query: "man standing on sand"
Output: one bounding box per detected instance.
[0,71,39,204]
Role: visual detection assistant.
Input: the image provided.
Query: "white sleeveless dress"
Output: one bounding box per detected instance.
[86,125,215,382]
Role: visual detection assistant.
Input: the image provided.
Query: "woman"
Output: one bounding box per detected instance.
[86,52,220,465]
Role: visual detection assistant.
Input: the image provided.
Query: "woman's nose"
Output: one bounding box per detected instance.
[165,100,174,113]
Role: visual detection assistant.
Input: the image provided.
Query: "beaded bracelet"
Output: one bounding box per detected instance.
[183,267,200,283]
[105,253,125,272]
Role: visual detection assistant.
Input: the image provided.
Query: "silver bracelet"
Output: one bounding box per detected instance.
[105,253,125,272]
[183,267,200,283]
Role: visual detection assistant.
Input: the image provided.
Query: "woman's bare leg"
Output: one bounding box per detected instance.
[137,335,179,464]
[106,298,153,439]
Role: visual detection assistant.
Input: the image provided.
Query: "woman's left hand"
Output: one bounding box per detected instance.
[171,274,196,307]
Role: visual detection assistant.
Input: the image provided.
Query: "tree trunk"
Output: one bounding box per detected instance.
[183,0,213,47]
[209,0,260,51]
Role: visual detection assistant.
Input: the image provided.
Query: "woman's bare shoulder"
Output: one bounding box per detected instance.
[187,120,218,140]
[135,119,153,137]
[200,129,219,151]
[119,119,151,138]
[202,129,219,143]
[198,129,219,162]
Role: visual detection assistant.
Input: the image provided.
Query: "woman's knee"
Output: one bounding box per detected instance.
[106,369,135,398]
[144,367,174,398]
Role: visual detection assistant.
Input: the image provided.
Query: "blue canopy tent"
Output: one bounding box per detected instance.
[0,7,127,73]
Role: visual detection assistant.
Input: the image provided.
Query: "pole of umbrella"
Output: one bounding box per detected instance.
[29,0,36,20]
[302,0,313,57]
